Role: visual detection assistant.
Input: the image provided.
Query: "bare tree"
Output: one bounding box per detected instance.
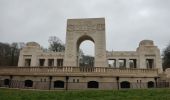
[79,49,94,67]
[0,42,11,66]
[10,43,20,66]
[0,42,24,66]
[79,55,94,67]
[48,36,65,52]
[163,42,170,70]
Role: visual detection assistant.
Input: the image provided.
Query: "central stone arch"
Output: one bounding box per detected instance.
[64,18,107,67]
[77,35,95,67]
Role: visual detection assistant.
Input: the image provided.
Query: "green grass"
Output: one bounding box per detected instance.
[0,88,170,100]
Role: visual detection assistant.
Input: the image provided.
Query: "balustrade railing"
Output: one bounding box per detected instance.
[0,66,158,76]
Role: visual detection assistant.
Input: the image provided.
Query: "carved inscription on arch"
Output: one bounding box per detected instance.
[67,24,105,32]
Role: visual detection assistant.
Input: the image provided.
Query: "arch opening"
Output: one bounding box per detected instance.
[147,81,154,88]
[54,80,64,88]
[87,81,99,88]
[4,79,10,86]
[120,81,130,88]
[77,35,95,67]
[25,80,33,87]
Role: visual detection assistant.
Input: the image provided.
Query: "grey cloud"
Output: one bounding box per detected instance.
[0,0,170,55]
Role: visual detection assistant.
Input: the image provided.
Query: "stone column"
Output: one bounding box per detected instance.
[113,59,116,68]
[116,59,119,68]
[136,59,138,68]
[37,59,40,66]
[18,53,24,67]
[126,59,129,68]
[54,59,57,66]
[44,59,48,66]
[31,55,37,66]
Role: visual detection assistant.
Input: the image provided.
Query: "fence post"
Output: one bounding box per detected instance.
[49,76,52,90]
[66,76,69,91]
[154,77,158,88]
[9,75,13,88]
[116,76,119,90]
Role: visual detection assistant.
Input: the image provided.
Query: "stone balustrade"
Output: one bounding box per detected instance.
[0,67,158,77]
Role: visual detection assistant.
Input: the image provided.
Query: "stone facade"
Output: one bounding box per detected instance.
[18,42,64,67]
[107,40,162,73]
[0,18,166,90]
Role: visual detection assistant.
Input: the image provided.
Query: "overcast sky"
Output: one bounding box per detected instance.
[0,0,170,55]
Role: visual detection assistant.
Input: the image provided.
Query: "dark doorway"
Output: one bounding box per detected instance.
[120,81,130,88]
[4,79,10,85]
[87,81,99,88]
[54,81,64,88]
[25,80,33,87]
[147,81,154,88]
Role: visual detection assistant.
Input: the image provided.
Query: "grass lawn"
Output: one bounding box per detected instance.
[0,88,170,100]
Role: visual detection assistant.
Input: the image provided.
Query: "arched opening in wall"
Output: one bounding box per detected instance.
[77,35,95,67]
[87,81,99,88]
[4,79,10,85]
[147,81,154,88]
[120,81,130,88]
[25,80,33,87]
[54,80,64,88]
